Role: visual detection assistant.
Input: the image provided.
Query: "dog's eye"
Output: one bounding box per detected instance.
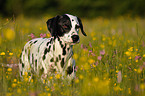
[62,25,68,29]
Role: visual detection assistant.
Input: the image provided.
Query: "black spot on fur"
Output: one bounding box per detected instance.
[67,66,73,75]
[43,46,51,55]
[25,49,27,53]
[50,58,54,62]
[21,72,23,76]
[28,72,31,76]
[28,50,30,61]
[44,48,47,55]
[53,44,55,51]
[48,46,51,53]
[22,63,24,68]
[57,37,60,41]
[59,55,61,60]
[61,58,64,68]
[63,44,66,55]
[46,38,53,46]
[67,48,70,51]
[32,54,34,64]
[56,57,58,62]
[50,38,53,44]
[19,53,22,63]
[29,41,32,44]
[60,41,63,48]
[20,58,22,64]
[46,42,49,46]
[34,40,38,44]
[42,55,46,60]
[35,59,37,70]
[57,37,64,48]
[40,67,44,75]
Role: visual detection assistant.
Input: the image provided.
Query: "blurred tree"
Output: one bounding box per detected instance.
[5,0,23,16]
[0,0,145,18]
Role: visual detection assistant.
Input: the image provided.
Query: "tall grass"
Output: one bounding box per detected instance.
[0,16,145,96]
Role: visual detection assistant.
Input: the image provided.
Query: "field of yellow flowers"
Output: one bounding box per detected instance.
[0,16,145,96]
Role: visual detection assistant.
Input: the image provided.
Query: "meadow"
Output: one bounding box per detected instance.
[0,15,145,96]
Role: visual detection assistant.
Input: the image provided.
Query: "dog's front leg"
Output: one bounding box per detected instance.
[65,58,76,81]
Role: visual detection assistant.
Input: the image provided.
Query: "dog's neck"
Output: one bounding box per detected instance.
[52,37,73,57]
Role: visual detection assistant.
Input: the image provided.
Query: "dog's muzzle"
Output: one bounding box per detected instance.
[71,35,79,43]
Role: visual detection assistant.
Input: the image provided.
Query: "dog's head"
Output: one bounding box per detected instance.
[46,14,87,45]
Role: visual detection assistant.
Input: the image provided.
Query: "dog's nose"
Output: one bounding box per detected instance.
[71,35,79,43]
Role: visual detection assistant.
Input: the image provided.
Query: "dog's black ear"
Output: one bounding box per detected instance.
[46,15,60,37]
[77,17,87,36]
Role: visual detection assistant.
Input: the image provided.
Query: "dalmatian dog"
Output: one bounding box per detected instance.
[19,14,87,81]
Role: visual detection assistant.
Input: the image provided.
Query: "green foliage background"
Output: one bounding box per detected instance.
[0,0,145,18]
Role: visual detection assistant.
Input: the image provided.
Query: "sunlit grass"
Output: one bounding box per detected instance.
[0,16,145,96]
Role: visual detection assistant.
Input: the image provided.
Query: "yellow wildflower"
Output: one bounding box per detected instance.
[0,52,5,55]
[100,44,105,49]
[134,69,137,71]
[50,76,53,80]
[24,72,28,76]
[79,75,84,80]
[93,37,96,41]
[17,89,22,94]
[114,85,120,91]
[13,79,17,82]
[140,83,145,89]
[83,63,91,70]
[124,75,127,77]
[125,51,131,56]
[102,37,106,41]
[43,80,46,83]
[92,64,96,68]
[128,47,133,51]
[47,33,50,37]
[109,40,112,45]
[120,88,123,91]
[9,52,13,55]
[128,57,132,59]
[24,77,29,82]
[7,68,12,72]
[47,93,51,96]
[143,54,145,58]
[6,93,12,96]
[75,78,79,83]
[31,79,33,83]
[136,49,138,51]
[6,76,8,78]
[93,77,99,82]
[91,32,96,37]
[88,59,95,64]
[116,70,119,73]
[4,28,15,40]
[137,68,142,74]
[135,60,138,62]
[73,53,78,60]
[39,27,42,30]
[128,88,131,95]
[119,64,122,67]
[46,88,50,91]
[12,83,17,88]
[55,74,60,79]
